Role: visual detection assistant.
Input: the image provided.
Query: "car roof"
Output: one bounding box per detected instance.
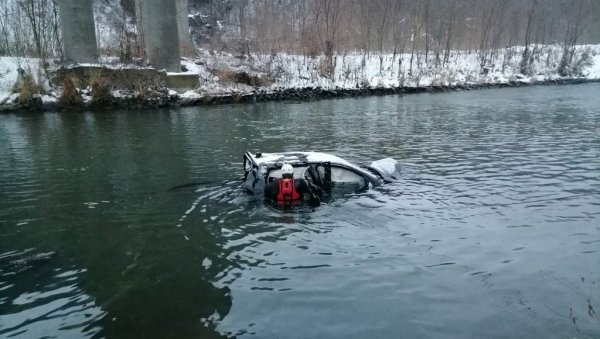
[247,151,354,167]
[245,151,381,183]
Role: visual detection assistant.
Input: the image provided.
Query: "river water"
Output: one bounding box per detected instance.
[1,84,599,338]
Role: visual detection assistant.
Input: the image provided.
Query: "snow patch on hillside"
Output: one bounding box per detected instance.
[1,44,599,109]
[0,58,41,104]
[190,44,600,94]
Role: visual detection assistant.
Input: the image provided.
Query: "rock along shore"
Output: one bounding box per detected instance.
[1,77,599,113]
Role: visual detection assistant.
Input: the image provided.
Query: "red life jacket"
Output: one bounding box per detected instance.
[276,178,300,204]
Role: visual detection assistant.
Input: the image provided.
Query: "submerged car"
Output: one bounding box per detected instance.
[242,151,401,195]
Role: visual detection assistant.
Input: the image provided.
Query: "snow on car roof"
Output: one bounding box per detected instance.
[250,151,357,169]
[246,151,384,185]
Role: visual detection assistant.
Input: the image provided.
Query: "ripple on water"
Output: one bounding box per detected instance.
[1,85,600,338]
[0,250,105,338]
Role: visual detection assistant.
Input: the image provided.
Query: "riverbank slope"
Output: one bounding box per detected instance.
[1,44,599,112]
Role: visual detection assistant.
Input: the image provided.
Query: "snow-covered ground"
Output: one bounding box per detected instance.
[1,44,600,110]
[192,44,600,94]
[0,57,42,105]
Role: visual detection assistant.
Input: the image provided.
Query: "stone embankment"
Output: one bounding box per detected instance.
[178,78,598,106]
[1,76,598,113]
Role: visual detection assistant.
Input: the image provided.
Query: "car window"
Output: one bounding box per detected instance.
[328,166,367,191]
[267,166,308,183]
[330,166,365,183]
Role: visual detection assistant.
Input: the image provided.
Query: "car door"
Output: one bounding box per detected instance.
[314,163,368,192]
[242,154,261,193]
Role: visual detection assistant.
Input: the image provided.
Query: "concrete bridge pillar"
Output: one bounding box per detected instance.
[137,0,181,72]
[57,0,98,63]
[176,0,194,57]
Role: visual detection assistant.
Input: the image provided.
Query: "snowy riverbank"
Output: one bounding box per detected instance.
[2,44,600,112]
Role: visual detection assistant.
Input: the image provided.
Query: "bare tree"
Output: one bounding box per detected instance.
[375,0,392,73]
[316,0,342,78]
[520,0,538,75]
[423,0,430,64]
[3,0,600,81]
[408,0,423,76]
[0,3,11,55]
[390,0,406,66]
[558,0,586,76]
[443,0,457,64]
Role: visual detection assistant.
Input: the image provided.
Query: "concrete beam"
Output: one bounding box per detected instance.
[166,73,199,93]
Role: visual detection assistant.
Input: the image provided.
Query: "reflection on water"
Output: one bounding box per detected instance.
[1,84,600,338]
[0,249,104,338]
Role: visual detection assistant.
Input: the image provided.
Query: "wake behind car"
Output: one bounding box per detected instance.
[242,151,401,196]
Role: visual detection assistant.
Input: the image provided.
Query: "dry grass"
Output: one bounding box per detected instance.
[214,68,273,86]
[12,69,41,107]
[89,71,114,108]
[58,77,83,108]
[91,81,114,108]
[55,66,167,92]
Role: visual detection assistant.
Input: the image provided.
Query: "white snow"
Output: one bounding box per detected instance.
[187,44,600,95]
[2,44,600,109]
[180,90,202,99]
[1,57,42,101]
[587,54,600,78]
[369,158,399,175]
[251,151,358,170]
[112,90,125,98]
[39,94,56,104]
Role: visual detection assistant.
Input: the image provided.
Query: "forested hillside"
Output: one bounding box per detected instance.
[1,0,600,111]
[2,0,600,65]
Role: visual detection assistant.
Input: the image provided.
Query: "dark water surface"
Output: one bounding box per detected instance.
[1,84,600,338]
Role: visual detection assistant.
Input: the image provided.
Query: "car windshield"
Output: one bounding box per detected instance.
[267,166,309,183]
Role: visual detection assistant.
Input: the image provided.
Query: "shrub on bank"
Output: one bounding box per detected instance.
[213,68,272,86]
[58,77,83,108]
[91,81,114,108]
[12,68,42,107]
